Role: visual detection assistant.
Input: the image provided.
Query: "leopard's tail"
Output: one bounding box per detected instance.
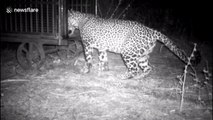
[154,31,188,64]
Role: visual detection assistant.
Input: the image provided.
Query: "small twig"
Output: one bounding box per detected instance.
[117,0,134,19]
[180,65,188,111]
[97,1,102,17]
[159,45,165,53]
[110,0,123,19]
[74,59,79,66]
[1,79,29,83]
[154,87,181,91]
[105,0,113,18]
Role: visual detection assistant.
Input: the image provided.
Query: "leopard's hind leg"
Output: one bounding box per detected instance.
[118,52,140,79]
[136,55,152,78]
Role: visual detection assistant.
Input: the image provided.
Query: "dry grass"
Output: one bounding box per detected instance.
[1,48,18,79]
[1,48,212,120]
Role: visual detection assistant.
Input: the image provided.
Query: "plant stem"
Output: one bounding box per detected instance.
[180,65,188,112]
[179,43,197,112]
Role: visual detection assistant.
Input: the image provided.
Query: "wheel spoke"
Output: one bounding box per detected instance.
[22,47,28,53]
[17,42,45,69]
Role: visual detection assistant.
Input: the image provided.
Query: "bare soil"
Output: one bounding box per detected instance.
[1,43,212,120]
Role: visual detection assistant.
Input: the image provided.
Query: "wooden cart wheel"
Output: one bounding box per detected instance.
[17,42,45,69]
[58,40,83,59]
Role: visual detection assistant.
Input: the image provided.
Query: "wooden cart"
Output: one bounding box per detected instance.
[0,0,96,69]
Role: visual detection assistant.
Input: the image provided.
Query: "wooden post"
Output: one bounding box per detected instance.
[58,0,63,45]
[20,4,23,32]
[25,4,27,32]
[36,3,38,32]
[95,0,98,16]
[47,3,49,33]
[41,3,44,33]
[52,2,55,34]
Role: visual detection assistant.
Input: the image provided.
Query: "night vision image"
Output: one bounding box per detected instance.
[1,0,212,120]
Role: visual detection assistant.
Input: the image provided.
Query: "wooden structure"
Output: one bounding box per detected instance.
[0,0,96,69]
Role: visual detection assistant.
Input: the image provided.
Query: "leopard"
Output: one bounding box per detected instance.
[68,10,198,79]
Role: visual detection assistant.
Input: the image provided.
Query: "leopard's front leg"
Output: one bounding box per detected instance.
[98,50,109,71]
[82,45,94,73]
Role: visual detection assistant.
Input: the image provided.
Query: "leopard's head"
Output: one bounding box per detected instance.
[67,10,84,37]
[68,10,83,28]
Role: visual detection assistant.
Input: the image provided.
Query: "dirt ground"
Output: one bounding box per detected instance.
[1,42,212,120]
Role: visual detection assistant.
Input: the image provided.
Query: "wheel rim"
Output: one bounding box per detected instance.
[58,41,83,59]
[17,42,45,69]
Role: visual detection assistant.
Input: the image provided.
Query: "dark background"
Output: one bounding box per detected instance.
[131,0,211,42]
[98,0,211,43]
